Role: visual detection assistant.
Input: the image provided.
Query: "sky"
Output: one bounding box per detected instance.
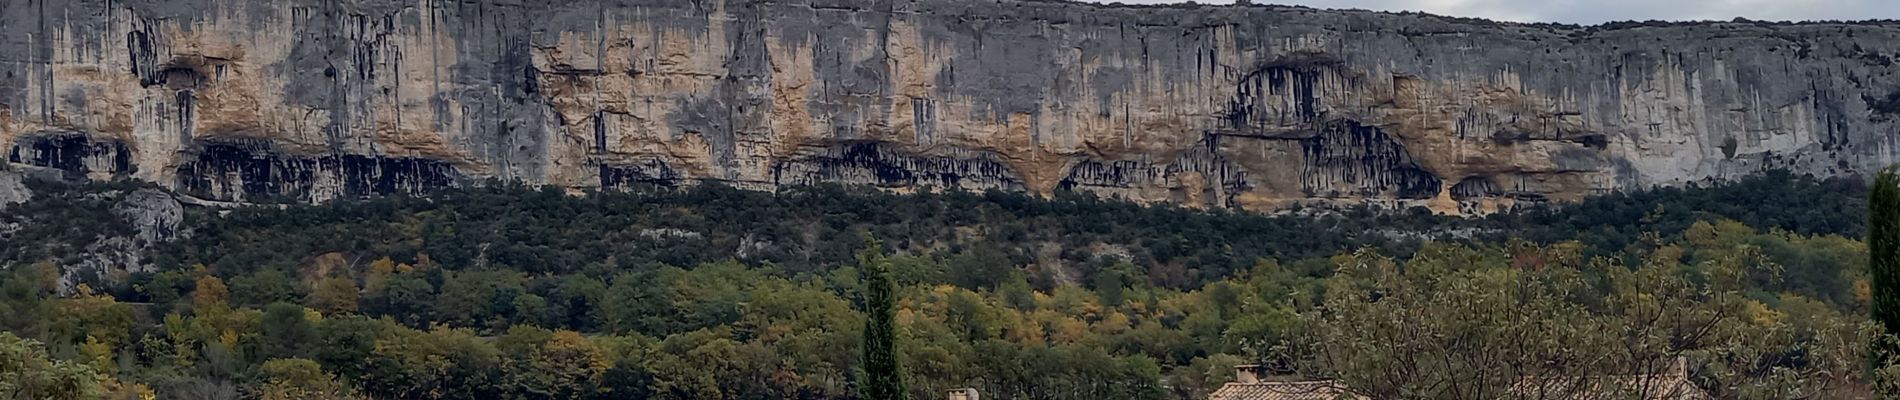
[1086,0,1900,25]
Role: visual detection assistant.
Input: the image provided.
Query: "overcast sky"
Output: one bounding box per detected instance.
[1087,0,1900,24]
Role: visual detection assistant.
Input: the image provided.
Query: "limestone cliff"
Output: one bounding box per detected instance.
[4,0,1898,213]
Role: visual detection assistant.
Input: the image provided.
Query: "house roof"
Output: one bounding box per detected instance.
[1207,376,1711,400]
[1208,380,1368,400]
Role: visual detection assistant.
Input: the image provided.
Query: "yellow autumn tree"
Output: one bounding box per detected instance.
[307,277,360,314]
[258,358,343,400]
[506,330,610,398]
[191,275,230,315]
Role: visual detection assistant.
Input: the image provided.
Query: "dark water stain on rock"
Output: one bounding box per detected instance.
[1300,120,1441,200]
[772,142,1024,192]
[6,134,135,178]
[174,139,458,202]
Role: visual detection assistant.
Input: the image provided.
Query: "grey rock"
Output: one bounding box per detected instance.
[639,228,704,241]
[0,0,1894,213]
[0,169,28,210]
[114,188,183,246]
[46,188,180,293]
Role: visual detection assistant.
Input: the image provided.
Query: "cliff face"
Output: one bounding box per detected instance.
[4,0,1898,213]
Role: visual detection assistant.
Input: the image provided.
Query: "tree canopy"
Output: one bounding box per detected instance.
[0,171,1884,399]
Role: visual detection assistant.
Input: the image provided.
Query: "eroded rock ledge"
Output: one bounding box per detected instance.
[4,0,1897,214]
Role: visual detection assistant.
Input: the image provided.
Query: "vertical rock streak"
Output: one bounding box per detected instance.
[0,0,1895,214]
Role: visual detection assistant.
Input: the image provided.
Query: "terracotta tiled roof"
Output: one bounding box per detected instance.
[1211,359,1710,400]
[1208,380,1368,400]
[1207,376,1710,400]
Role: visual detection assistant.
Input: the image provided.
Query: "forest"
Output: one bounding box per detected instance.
[0,170,1887,399]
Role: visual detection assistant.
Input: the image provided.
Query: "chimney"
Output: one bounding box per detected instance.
[948,388,979,400]
[1234,364,1262,384]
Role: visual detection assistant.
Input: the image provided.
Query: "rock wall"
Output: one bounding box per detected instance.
[4,0,1898,213]
[0,168,26,209]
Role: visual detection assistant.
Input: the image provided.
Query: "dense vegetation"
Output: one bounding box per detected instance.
[1873,168,1900,383]
[0,171,1883,399]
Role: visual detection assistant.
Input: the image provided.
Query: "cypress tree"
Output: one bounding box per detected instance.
[860,234,907,400]
[1873,167,1900,365]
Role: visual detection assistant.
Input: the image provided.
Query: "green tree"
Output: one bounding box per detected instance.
[312,315,380,382]
[598,357,657,400]
[1173,354,1247,399]
[1297,244,1872,399]
[258,358,343,400]
[307,276,360,315]
[0,264,55,338]
[364,272,435,326]
[549,275,607,332]
[1874,167,1900,367]
[231,269,303,307]
[1091,261,1143,306]
[361,326,502,399]
[0,332,101,400]
[435,270,525,330]
[512,293,559,328]
[141,269,193,307]
[947,244,1013,291]
[503,329,608,399]
[51,285,135,350]
[860,235,907,400]
[256,302,315,361]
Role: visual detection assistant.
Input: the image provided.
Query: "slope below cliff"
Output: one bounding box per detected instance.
[3,0,1897,213]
